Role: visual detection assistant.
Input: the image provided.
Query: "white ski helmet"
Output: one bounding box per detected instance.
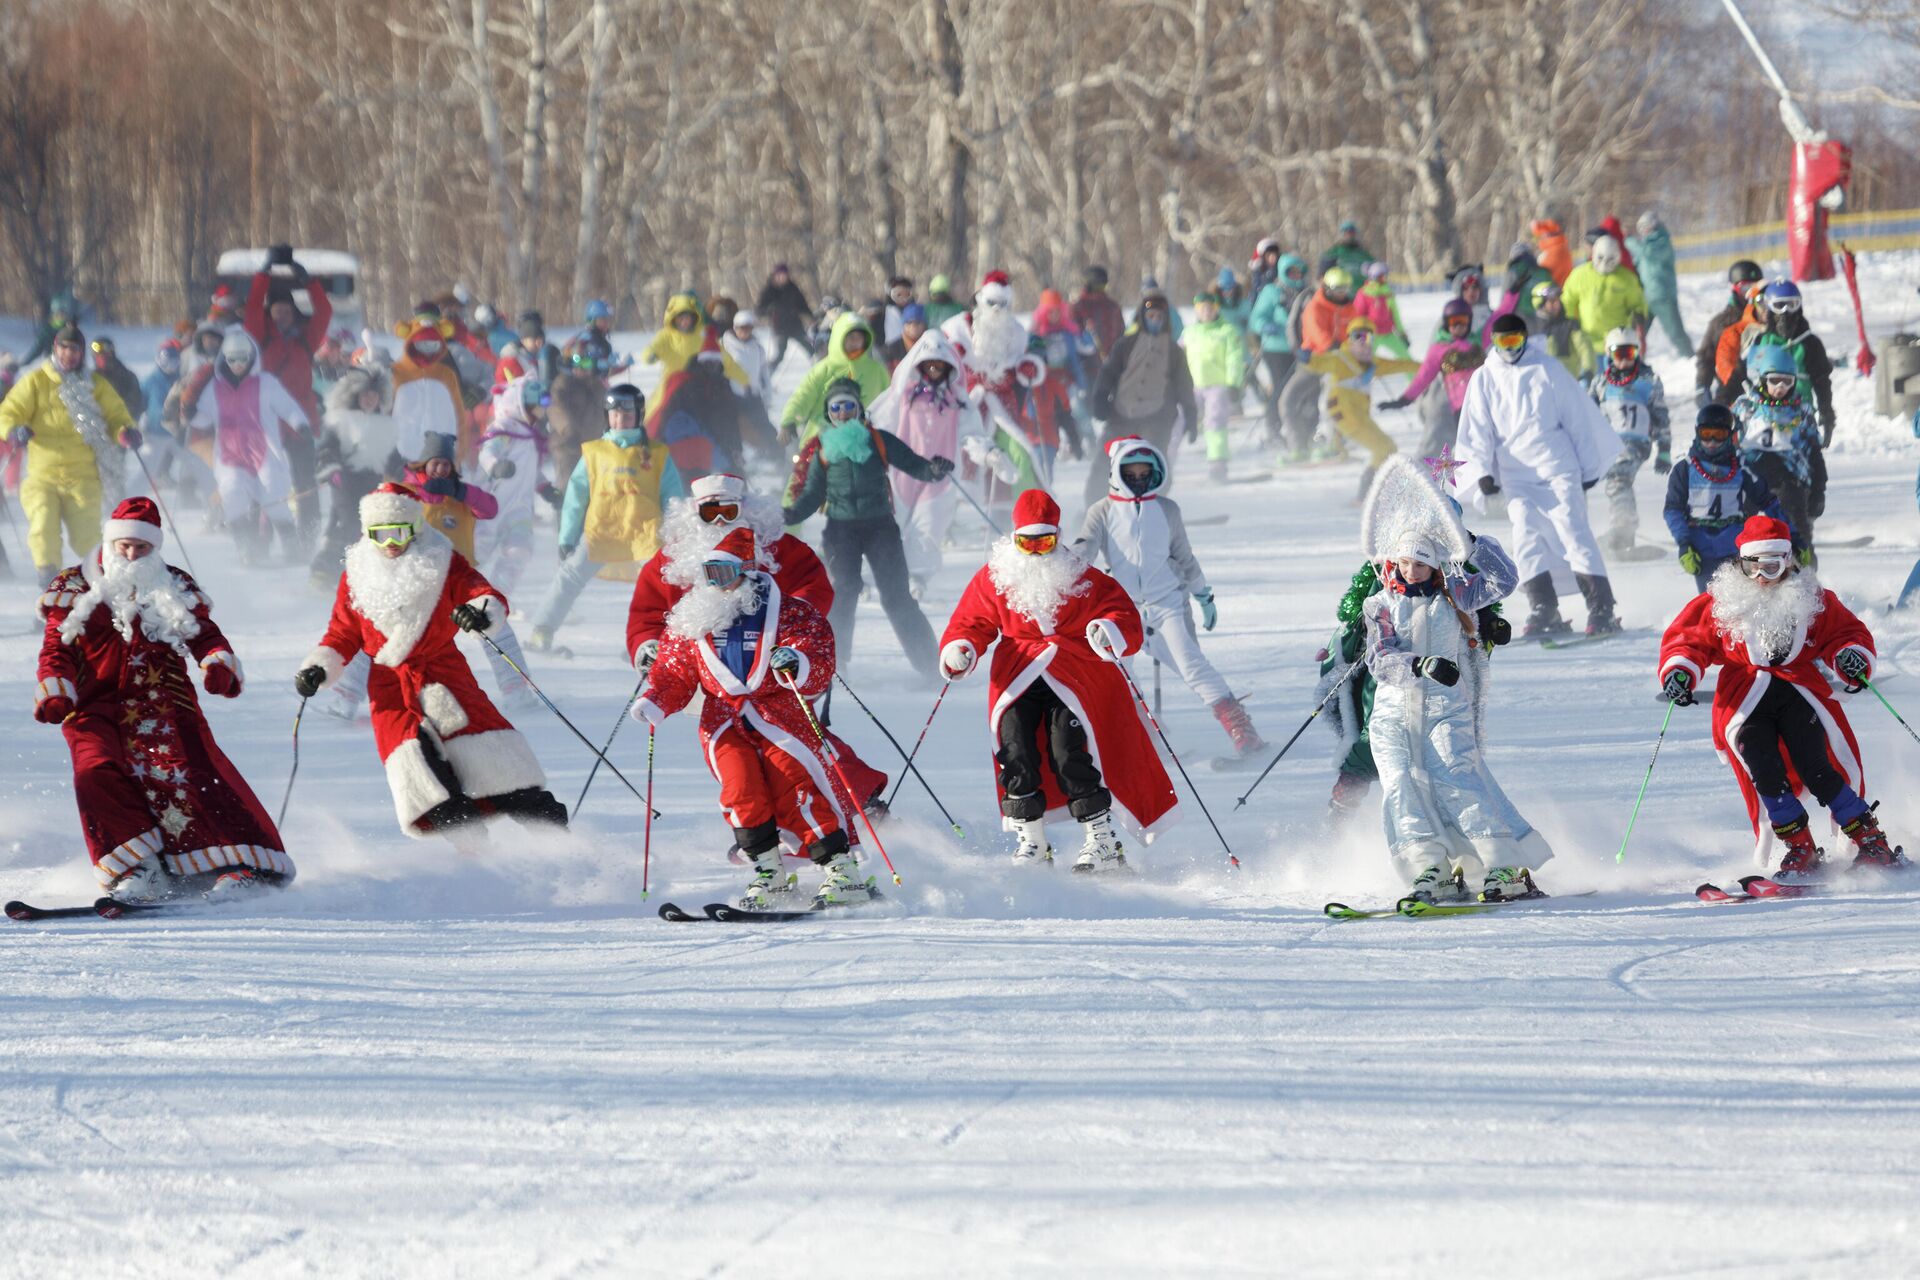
[219,329,256,373]
[1590,235,1622,274]
[1604,326,1640,356]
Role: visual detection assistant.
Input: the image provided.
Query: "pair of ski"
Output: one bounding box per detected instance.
[1695,875,1817,904]
[658,897,877,923]
[6,897,177,922]
[1323,891,1582,921]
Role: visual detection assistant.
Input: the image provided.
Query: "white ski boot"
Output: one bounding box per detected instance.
[1011,816,1054,866]
[1479,866,1543,902]
[1070,809,1129,874]
[1405,863,1467,905]
[739,847,799,910]
[813,850,878,909]
[106,858,175,904]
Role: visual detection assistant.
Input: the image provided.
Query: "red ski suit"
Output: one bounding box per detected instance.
[36,555,289,886]
[941,561,1179,835]
[304,536,546,835]
[1659,587,1874,864]
[626,531,886,804]
[635,577,856,847]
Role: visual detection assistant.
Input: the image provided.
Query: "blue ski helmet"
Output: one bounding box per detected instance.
[585,298,613,323]
[1761,279,1802,313]
[1746,343,1796,381]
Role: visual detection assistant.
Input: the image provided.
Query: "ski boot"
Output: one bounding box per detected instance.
[1212,696,1267,758]
[205,866,275,900]
[1522,609,1573,640]
[106,858,176,904]
[1011,816,1054,866]
[1584,609,1623,637]
[1070,809,1129,874]
[1309,438,1347,463]
[1772,815,1824,879]
[739,846,799,910]
[813,848,878,908]
[1479,866,1545,902]
[1278,447,1311,467]
[1404,863,1467,906]
[1841,806,1908,870]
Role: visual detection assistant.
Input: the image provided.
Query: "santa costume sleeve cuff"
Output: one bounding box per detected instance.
[35,676,77,708]
[302,646,349,691]
[630,697,668,727]
[199,648,244,689]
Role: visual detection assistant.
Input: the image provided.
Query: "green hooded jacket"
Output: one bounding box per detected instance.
[780,311,891,438]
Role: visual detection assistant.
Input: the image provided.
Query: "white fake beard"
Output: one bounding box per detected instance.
[343,533,454,664]
[667,573,767,640]
[62,552,203,647]
[988,537,1092,634]
[1709,561,1825,656]
[657,494,786,590]
[969,305,1029,378]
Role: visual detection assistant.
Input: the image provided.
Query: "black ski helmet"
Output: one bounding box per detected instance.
[1727,260,1764,286]
[1695,402,1738,462]
[605,383,644,417]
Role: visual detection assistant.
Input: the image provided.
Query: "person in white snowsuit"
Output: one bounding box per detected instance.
[190,329,307,564]
[1455,312,1621,637]
[1362,525,1551,901]
[868,328,1010,589]
[475,375,552,597]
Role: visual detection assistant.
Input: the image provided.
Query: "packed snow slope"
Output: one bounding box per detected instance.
[3,256,1919,1277]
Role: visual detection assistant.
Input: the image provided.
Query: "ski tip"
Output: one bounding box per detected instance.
[3,900,30,921]
[93,897,126,919]
[1695,883,1735,902]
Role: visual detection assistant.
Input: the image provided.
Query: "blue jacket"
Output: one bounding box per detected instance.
[140,369,177,435]
[1663,448,1792,556]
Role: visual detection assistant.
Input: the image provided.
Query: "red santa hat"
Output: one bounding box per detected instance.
[1736,513,1793,557]
[1012,489,1061,537]
[978,269,1013,307]
[690,472,747,503]
[102,496,164,548]
[705,526,757,566]
[695,330,726,366]
[360,481,424,529]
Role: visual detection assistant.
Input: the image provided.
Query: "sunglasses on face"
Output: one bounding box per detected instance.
[703,559,744,587]
[367,523,416,547]
[1013,532,1058,555]
[1740,553,1790,581]
[825,398,862,420]
[698,500,740,524]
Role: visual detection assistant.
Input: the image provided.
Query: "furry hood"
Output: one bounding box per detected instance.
[343,532,455,666]
[326,365,391,417]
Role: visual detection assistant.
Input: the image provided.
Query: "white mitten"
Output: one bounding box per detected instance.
[961,435,991,465]
[629,696,667,727]
[986,447,1020,484]
[1085,618,1125,662]
[968,383,988,406]
[940,639,978,681]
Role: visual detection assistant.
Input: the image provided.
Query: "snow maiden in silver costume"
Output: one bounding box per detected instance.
[1357,456,1553,901]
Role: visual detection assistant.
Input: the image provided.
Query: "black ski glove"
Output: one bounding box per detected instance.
[1662,669,1694,706]
[267,243,294,267]
[537,481,562,509]
[1834,645,1872,691]
[1477,608,1511,647]
[423,473,467,502]
[1415,656,1460,686]
[1477,475,1499,497]
[1378,394,1411,411]
[1653,448,1672,476]
[926,456,954,480]
[294,666,326,698]
[451,601,491,633]
[1581,478,1597,491]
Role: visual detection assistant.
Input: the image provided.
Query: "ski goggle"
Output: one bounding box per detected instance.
[1740,552,1791,581]
[697,499,741,524]
[1611,345,1640,363]
[702,559,745,587]
[1766,295,1802,315]
[1491,329,1528,352]
[1762,373,1796,396]
[825,396,862,420]
[1013,531,1058,556]
[605,395,640,415]
[89,339,114,356]
[367,523,417,548]
[1445,316,1471,335]
[1695,426,1734,446]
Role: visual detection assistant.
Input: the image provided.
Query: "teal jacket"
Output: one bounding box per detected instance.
[1627,224,1680,306]
[1248,258,1308,353]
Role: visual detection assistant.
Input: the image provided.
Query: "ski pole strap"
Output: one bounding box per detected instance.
[1616,700,1675,864]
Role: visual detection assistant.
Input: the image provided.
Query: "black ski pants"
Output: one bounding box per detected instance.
[820,516,937,677]
[995,679,1110,821]
[1732,676,1849,809]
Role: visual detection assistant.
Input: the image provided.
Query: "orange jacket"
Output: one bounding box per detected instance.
[1715,301,1762,386]
[1300,289,1358,355]
[1532,219,1573,285]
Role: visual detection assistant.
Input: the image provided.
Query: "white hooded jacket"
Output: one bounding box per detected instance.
[1455,342,1619,509]
[1073,438,1206,607]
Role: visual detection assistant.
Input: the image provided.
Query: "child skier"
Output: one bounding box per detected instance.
[940,489,1179,870]
[1528,281,1595,383]
[1732,344,1827,556]
[1303,317,1419,497]
[1379,298,1484,460]
[630,526,876,910]
[1664,403,1794,592]
[295,482,568,845]
[1659,513,1906,877]
[474,374,552,597]
[1027,289,1088,466]
[1590,326,1672,558]
[1074,437,1265,762]
[1183,291,1248,482]
[1353,262,1411,359]
[1357,461,1549,904]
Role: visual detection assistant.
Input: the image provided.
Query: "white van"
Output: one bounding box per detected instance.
[214,248,363,338]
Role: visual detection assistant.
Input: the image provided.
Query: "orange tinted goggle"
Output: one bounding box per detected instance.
[1014,532,1058,555]
[1491,330,1527,350]
[698,499,740,524]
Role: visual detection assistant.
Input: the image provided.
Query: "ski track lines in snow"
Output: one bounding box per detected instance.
[5,260,1920,1275]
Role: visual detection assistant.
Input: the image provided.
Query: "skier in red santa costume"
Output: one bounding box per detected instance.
[33,496,292,901]
[1658,513,1907,876]
[624,470,889,813]
[939,488,1179,870]
[940,269,1049,486]
[630,526,877,910]
[295,482,567,841]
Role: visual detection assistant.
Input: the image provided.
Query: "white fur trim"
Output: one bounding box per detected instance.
[360,489,423,528]
[94,826,166,884]
[301,646,349,690]
[441,728,546,799]
[1739,538,1792,556]
[419,683,471,736]
[199,648,243,691]
[1086,617,1126,660]
[631,696,667,726]
[1658,654,1703,686]
[689,473,746,502]
[384,736,453,835]
[102,517,164,547]
[35,676,77,707]
[163,844,295,881]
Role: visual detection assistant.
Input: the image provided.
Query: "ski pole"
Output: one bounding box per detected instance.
[1862,678,1920,747]
[277,696,307,828]
[575,672,647,815]
[1234,656,1365,810]
[641,725,656,899]
[777,669,902,885]
[833,671,963,837]
[952,476,1006,535]
[1111,648,1238,869]
[1616,701,1675,864]
[1153,655,1163,718]
[885,682,952,808]
[474,629,659,818]
[130,447,198,580]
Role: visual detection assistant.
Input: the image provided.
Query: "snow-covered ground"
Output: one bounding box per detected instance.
[4,258,1920,1276]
